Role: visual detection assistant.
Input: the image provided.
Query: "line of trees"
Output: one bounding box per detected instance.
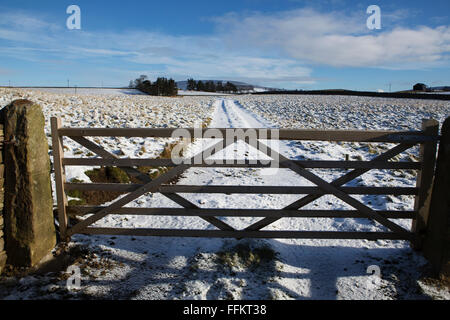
[186,79,238,93]
[130,75,178,96]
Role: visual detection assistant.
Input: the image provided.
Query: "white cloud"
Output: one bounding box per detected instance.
[0,11,314,87]
[0,11,58,31]
[214,8,450,69]
[0,7,449,87]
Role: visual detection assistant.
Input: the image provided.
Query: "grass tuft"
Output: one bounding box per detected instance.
[216,243,277,270]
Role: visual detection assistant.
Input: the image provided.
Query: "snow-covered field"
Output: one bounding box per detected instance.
[0,88,449,300]
[0,87,216,182]
[178,90,231,96]
[234,94,450,130]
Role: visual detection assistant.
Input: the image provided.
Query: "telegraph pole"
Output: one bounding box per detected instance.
[67,79,70,88]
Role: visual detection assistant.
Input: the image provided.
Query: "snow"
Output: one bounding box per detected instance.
[252,88,269,93]
[178,90,231,96]
[0,88,449,300]
[425,92,450,95]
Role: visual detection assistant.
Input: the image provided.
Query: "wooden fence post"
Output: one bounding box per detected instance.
[51,117,68,241]
[422,116,450,277]
[411,119,439,249]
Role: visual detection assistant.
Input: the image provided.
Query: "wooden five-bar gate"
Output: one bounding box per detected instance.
[51,117,440,245]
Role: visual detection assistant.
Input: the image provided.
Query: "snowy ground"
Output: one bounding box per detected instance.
[234,94,450,131]
[0,87,218,188]
[0,88,449,300]
[178,90,232,96]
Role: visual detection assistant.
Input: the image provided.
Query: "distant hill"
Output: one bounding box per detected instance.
[176,80,278,92]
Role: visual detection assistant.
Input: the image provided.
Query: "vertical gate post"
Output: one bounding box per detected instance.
[1,100,56,267]
[0,122,5,274]
[411,119,439,249]
[51,117,68,241]
[422,117,450,277]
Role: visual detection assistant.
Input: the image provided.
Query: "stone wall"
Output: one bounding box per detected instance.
[0,123,6,273]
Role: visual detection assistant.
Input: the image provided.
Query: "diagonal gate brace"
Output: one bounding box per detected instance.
[244,140,414,235]
[66,138,237,235]
[69,136,236,231]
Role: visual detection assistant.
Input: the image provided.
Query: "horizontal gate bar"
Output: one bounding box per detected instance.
[67,206,416,219]
[80,228,414,240]
[64,183,419,195]
[62,158,422,170]
[57,128,437,142]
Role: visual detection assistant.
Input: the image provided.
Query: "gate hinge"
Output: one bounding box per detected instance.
[2,137,17,146]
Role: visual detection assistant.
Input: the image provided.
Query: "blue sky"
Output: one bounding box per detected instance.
[0,0,449,91]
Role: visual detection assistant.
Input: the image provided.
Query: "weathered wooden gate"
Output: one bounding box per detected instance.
[51,117,440,245]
